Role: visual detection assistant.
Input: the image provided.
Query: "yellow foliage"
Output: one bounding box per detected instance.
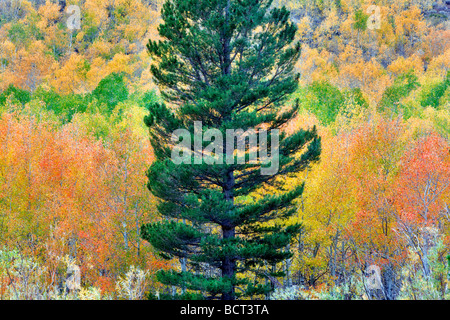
[51,53,87,94]
[38,1,61,23]
[388,54,424,77]
[426,48,450,78]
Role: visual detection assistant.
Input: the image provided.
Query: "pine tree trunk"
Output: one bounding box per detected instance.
[222,225,236,300]
[222,168,236,300]
[220,0,236,301]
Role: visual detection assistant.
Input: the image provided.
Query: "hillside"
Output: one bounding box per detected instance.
[0,0,449,301]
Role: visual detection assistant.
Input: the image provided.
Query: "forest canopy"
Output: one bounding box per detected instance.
[0,0,449,300]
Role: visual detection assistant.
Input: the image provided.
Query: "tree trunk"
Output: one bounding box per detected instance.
[222,168,236,300]
[221,225,236,300]
[221,0,235,301]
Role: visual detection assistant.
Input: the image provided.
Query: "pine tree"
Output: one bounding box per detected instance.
[140,0,321,300]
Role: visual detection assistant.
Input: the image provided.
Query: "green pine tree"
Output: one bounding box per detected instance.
[140,0,321,300]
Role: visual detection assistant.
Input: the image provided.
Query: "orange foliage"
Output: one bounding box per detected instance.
[0,110,169,295]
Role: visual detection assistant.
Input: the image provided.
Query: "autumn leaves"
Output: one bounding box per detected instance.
[288,115,450,298]
[0,105,167,297]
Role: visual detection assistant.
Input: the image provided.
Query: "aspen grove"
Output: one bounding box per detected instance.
[0,0,449,300]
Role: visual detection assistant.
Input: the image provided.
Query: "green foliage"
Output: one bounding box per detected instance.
[347,88,369,109]
[8,23,29,44]
[297,83,369,127]
[8,21,44,45]
[0,85,31,106]
[301,81,345,125]
[33,88,88,123]
[135,90,160,110]
[92,72,129,112]
[141,0,321,300]
[379,71,420,115]
[447,255,450,280]
[353,9,368,31]
[0,73,148,124]
[150,291,206,300]
[83,25,99,44]
[420,71,450,109]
